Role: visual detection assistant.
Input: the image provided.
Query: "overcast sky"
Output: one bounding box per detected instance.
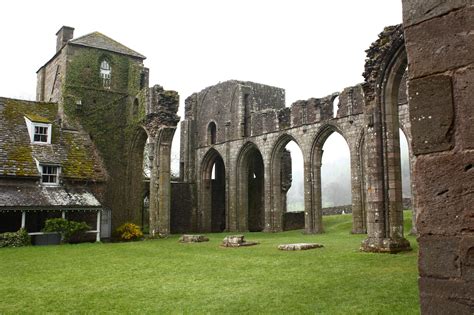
[1,0,402,104]
[0,0,404,196]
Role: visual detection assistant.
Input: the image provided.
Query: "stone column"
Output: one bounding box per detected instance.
[149,127,176,236]
[350,146,366,234]
[308,147,323,234]
[360,26,411,253]
[263,158,273,232]
[146,86,179,237]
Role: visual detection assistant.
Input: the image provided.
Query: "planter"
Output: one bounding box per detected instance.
[32,233,61,246]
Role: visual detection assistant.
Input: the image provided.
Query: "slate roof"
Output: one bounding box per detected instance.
[69,32,146,59]
[0,97,107,181]
[0,184,101,210]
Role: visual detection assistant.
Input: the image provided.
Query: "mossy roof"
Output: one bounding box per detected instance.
[70,32,146,59]
[0,185,101,209]
[24,113,51,123]
[0,97,107,181]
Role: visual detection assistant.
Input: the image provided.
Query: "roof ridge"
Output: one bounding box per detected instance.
[69,31,146,59]
[0,96,56,105]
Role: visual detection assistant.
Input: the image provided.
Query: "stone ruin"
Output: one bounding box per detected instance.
[221,235,258,247]
[278,243,324,251]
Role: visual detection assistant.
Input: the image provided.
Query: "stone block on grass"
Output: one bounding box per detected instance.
[278,243,324,251]
[179,235,209,243]
[221,235,258,247]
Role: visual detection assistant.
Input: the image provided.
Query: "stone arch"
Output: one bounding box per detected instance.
[361,24,411,252]
[198,147,226,232]
[126,126,149,225]
[269,133,304,232]
[235,141,265,232]
[148,126,177,236]
[309,123,349,233]
[207,121,217,145]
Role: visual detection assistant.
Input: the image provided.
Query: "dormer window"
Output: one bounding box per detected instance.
[34,125,48,142]
[24,116,52,144]
[41,165,60,185]
[100,60,111,88]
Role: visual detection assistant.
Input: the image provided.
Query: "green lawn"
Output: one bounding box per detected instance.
[0,212,419,314]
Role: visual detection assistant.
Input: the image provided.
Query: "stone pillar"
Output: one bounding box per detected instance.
[308,148,323,234]
[350,146,366,234]
[224,121,232,232]
[149,127,177,236]
[263,158,273,232]
[303,158,316,234]
[361,107,388,250]
[146,86,179,237]
[402,2,474,312]
[360,25,411,253]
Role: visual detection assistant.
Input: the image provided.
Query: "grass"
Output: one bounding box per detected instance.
[0,212,419,314]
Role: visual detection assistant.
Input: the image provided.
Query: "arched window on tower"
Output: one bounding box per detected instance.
[208,122,217,145]
[100,60,111,88]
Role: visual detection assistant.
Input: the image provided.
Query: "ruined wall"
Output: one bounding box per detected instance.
[36,50,67,103]
[58,44,149,229]
[401,1,474,313]
[182,79,370,234]
[184,81,285,150]
[170,182,195,233]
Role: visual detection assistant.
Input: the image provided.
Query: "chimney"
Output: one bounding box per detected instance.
[56,26,74,52]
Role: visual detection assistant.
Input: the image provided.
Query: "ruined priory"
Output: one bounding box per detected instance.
[0,2,472,313]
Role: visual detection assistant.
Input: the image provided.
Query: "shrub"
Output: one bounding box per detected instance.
[42,218,91,243]
[0,228,31,248]
[115,223,143,241]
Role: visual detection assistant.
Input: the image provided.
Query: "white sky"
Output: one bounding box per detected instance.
[0,0,403,184]
[0,0,402,103]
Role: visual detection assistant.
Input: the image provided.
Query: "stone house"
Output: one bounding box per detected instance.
[0,26,180,239]
[0,97,107,240]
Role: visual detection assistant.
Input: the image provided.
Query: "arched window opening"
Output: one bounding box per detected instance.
[332,96,340,119]
[143,137,152,179]
[246,147,264,232]
[142,192,150,234]
[399,128,412,204]
[321,132,351,214]
[208,122,217,145]
[284,141,304,213]
[100,60,111,88]
[209,155,225,232]
[133,98,139,117]
[211,163,216,180]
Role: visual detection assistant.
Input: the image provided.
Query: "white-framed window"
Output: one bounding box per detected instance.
[100,60,111,88]
[41,165,60,185]
[24,117,52,144]
[34,125,48,142]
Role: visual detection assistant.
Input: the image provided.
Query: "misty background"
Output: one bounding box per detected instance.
[0,1,407,211]
[285,131,411,211]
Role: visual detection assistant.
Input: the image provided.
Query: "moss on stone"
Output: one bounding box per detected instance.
[24,113,51,123]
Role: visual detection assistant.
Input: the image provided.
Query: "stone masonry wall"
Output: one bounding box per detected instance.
[170,182,195,233]
[402,1,474,313]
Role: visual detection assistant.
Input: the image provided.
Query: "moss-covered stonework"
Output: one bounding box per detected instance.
[0,97,106,181]
[61,45,149,227]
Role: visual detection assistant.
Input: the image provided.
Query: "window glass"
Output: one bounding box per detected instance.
[41,165,59,184]
[100,60,111,88]
[34,126,48,143]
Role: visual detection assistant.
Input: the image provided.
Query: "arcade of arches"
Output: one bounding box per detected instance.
[171,24,418,254]
[124,6,474,311]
